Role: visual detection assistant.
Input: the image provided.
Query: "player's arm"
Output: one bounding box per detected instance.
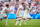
[25,6,28,9]
[5,9,8,14]
[30,7,33,12]
[17,8,21,16]
[23,6,27,10]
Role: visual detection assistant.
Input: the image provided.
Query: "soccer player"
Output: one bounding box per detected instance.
[15,2,26,26]
[1,4,10,25]
[24,3,32,24]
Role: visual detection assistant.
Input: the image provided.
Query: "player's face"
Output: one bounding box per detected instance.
[7,6,9,8]
[22,3,25,6]
[29,4,31,7]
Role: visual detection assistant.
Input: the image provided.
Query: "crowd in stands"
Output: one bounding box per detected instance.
[0,0,40,14]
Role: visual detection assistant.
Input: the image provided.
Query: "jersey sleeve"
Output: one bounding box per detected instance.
[5,7,7,9]
[19,5,22,8]
[30,6,32,10]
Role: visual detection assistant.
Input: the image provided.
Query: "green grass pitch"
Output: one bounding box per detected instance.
[0,19,40,27]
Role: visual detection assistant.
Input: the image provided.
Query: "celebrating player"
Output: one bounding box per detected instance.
[1,4,10,25]
[24,3,33,24]
[15,2,26,26]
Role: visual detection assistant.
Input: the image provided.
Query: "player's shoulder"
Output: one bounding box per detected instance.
[4,7,7,9]
[19,4,22,7]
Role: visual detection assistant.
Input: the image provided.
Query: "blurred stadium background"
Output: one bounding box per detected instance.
[0,0,40,19]
[0,0,40,27]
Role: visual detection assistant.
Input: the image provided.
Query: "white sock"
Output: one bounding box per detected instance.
[19,20,23,25]
[15,20,19,25]
[6,18,8,25]
[24,19,29,23]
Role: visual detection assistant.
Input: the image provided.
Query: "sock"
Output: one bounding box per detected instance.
[6,18,8,25]
[24,19,29,23]
[19,20,23,25]
[15,20,19,25]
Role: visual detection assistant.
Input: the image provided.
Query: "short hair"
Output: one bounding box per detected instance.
[6,4,9,7]
[29,3,31,5]
[22,2,24,5]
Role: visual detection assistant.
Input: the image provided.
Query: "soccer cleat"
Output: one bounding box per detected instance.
[19,24,21,26]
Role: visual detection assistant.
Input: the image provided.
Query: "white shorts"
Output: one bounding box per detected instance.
[24,14,31,18]
[18,14,22,17]
[24,11,31,18]
[24,10,31,18]
[17,14,22,20]
[1,13,7,18]
[18,12,23,17]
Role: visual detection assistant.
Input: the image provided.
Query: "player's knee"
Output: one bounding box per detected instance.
[29,18,31,20]
[1,19,2,21]
[0,19,2,21]
[27,18,31,20]
[4,17,7,19]
[23,19,25,20]
[18,20,20,21]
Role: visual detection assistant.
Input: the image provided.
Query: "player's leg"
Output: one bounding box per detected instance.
[19,19,23,25]
[24,18,30,24]
[4,17,8,25]
[1,14,4,21]
[0,18,2,21]
[24,14,31,24]
[0,15,2,21]
[1,18,2,21]
[24,17,31,22]
[24,18,31,24]
[4,14,8,25]
[15,15,20,25]
[15,18,20,25]
[24,16,31,24]
[19,16,24,26]
[25,15,31,22]
[0,19,1,21]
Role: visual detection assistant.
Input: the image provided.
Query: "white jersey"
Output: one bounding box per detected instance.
[1,7,10,18]
[1,7,7,18]
[19,5,24,10]
[24,6,32,18]
[26,6,32,14]
[1,7,7,14]
[9,6,15,14]
[17,5,24,17]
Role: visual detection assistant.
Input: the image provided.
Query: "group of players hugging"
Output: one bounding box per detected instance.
[0,2,33,26]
